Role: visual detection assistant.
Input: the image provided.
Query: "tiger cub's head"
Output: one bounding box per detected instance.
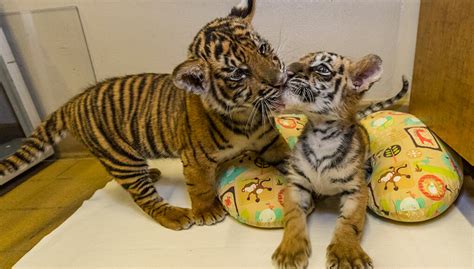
[172,0,286,121]
[282,51,383,118]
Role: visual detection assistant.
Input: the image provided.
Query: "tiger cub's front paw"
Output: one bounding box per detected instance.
[153,205,194,231]
[326,241,373,269]
[192,198,227,226]
[272,236,311,269]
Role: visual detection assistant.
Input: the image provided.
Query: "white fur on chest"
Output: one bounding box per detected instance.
[291,125,360,196]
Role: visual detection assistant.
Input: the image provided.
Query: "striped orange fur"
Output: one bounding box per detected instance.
[0,0,289,230]
[273,51,409,268]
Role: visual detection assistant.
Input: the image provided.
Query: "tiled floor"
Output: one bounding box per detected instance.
[0,158,111,268]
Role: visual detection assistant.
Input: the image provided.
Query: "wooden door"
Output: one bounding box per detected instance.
[410,0,474,164]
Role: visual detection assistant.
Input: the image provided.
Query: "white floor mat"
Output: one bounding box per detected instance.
[15,159,474,268]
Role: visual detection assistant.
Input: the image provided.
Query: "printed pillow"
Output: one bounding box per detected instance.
[360,111,464,222]
[218,111,463,227]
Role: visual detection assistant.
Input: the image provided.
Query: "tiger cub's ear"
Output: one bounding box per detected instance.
[229,0,256,23]
[172,59,210,95]
[349,54,383,93]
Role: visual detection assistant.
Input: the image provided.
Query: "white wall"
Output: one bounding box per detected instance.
[0,0,420,118]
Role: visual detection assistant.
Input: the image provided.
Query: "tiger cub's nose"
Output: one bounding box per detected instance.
[272,72,288,87]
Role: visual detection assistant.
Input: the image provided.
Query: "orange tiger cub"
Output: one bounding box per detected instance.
[0,0,289,230]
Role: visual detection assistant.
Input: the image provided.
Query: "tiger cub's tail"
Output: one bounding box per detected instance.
[0,106,69,179]
[356,76,410,120]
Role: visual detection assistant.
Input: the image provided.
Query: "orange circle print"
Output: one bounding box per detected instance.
[418,174,446,201]
[276,118,297,129]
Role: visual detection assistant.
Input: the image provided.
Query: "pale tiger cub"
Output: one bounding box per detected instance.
[272,51,409,269]
[0,0,289,231]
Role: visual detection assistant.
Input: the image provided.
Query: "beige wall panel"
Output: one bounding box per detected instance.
[1,0,420,117]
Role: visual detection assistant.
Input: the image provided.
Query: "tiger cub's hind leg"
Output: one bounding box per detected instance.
[104,160,194,230]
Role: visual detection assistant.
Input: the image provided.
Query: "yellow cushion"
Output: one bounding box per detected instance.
[218,111,463,227]
[217,151,286,228]
[360,111,463,222]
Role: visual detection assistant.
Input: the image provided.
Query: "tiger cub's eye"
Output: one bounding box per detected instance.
[258,42,270,55]
[229,68,248,81]
[311,64,332,76]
